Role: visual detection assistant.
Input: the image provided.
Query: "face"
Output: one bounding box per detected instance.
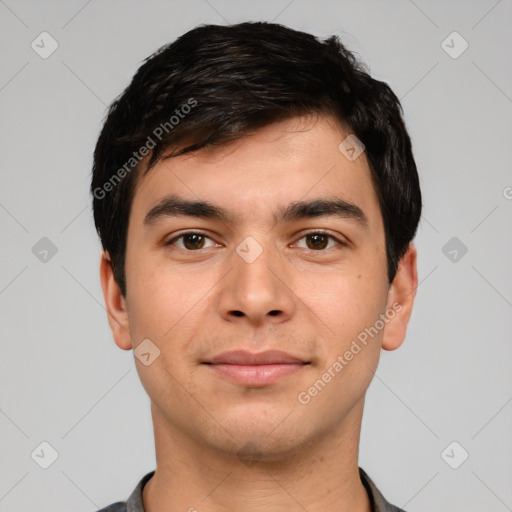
[102,115,417,461]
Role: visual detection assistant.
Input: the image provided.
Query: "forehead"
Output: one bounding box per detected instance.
[130,115,382,230]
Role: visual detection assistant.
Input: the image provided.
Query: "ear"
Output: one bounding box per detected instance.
[381,243,418,351]
[99,252,132,350]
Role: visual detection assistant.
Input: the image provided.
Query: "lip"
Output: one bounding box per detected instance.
[203,350,310,387]
[207,350,307,365]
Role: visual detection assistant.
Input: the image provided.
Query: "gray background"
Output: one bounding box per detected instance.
[1,0,511,510]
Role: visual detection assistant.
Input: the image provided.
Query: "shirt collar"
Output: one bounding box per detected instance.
[125,468,405,512]
[359,468,406,512]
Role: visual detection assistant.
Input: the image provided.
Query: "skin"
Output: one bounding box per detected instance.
[100,115,417,512]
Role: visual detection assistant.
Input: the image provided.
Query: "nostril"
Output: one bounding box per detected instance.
[229,310,281,317]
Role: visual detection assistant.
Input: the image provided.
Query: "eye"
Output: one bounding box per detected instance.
[166,232,220,251]
[294,232,345,251]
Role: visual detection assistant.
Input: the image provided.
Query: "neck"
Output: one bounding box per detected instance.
[143,401,371,512]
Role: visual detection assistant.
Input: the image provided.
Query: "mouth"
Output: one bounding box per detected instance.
[202,350,311,387]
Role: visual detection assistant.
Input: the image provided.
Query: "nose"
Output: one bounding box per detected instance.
[216,238,296,326]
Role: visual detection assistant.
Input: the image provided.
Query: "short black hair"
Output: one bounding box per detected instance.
[91,21,421,296]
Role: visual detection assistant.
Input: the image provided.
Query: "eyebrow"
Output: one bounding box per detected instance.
[143,195,368,228]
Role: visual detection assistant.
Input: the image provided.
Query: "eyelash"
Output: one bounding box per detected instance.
[165,230,347,251]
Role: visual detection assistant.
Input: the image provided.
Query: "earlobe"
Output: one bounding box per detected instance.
[381,243,418,351]
[99,252,133,350]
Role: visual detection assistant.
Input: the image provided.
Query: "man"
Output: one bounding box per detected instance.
[92,21,421,512]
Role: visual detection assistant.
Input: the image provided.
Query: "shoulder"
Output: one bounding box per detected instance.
[95,503,127,512]
[94,470,155,512]
[359,467,407,512]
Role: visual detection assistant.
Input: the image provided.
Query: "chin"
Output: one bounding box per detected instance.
[206,411,319,463]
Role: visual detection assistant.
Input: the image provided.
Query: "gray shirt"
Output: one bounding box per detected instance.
[96,467,406,512]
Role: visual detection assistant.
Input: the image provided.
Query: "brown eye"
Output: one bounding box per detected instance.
[182,233,205,250]
[305,234,329,250]
[294,232,345,251]
[167,232,218,250]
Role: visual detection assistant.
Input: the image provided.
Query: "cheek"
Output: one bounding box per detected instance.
[302,264,388,339]
[125,254,195,338]
[126,255,222,370]
[294,272,386,416]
